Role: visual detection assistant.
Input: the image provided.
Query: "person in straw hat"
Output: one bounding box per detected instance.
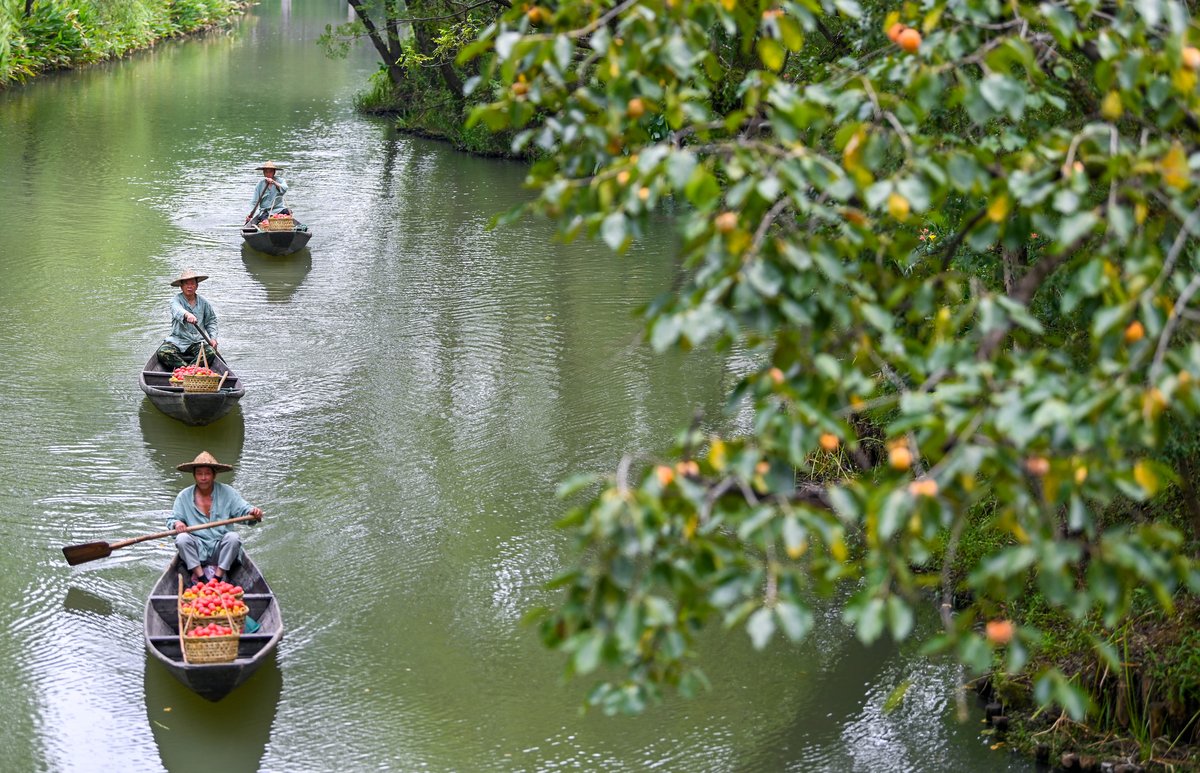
[245,160,293,226]
[156,268,219,371]
[169,451,263,586]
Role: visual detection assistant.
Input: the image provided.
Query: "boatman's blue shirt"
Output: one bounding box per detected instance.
[251,177,289,215]
[168,482,257,562]
[163,292,218,351]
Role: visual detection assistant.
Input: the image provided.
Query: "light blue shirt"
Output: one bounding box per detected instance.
[251,177,289,215]
[163,292,218,351]
[168,482,257,562]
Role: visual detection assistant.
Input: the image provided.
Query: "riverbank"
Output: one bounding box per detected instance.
[0,0,249,87]
[955,488,1200,771]
[356,78,517,158]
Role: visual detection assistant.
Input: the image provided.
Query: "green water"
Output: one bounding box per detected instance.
[0,2,1029,770]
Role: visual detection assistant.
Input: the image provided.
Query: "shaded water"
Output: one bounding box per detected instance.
[0,2,1031,770]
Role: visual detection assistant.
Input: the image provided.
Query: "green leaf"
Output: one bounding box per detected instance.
[748,607,775,649]
[883,679,912,713]
[886,596,914,640]
[878,489,909,540]
[601,212,629,252]
[1057,211,1098,246]
[856,597,886,644]
[758,38,785,72]
[979,75,1026,121]
[775,602,814,641]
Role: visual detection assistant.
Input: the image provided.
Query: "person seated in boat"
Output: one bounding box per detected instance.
[157,268,219,371]
[169,451,263,586]
[245,160,301,228]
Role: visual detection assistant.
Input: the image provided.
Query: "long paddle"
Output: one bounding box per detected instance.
[62,514,258,566]
[191,321,217,352]
[245,178,274,225]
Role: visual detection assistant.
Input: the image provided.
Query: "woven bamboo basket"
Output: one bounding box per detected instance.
[181,373,221,392]
[264,215,294,231]
[180,618,240,663]
[180,347,224,393]
[177,576,247,630]
[176,578,240,664]
[180,603,247,633]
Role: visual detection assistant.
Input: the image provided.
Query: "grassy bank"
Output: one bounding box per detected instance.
[355,72,516,158]
[956,486,1200,770]
[0,0,247,86]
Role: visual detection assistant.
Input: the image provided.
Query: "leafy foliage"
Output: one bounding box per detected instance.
[462,0,1200,718]
[0,0,241,85]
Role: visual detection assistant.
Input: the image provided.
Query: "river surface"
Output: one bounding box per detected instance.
[0,2,1032,771]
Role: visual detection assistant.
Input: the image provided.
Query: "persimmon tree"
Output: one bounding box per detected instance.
[463,0,1200,716]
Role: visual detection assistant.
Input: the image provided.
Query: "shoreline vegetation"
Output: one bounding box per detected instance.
[0,0,249,88]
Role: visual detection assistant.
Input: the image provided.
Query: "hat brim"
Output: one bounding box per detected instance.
[177,461,233,473]
[255,165,282,171]
[170,274,208,287]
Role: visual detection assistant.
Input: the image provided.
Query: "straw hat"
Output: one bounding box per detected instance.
[170,268,209,287]
[255,161,283,171]
[177,451,233,474]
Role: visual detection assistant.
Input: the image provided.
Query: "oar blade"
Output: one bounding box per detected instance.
[62,541,113,566]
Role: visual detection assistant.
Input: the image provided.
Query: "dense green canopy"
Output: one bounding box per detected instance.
[461,0,1200,718]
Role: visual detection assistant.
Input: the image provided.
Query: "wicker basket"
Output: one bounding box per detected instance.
[176,577,247,633]
[180,604,247,632]
[181,373,221,392]
[264,215,295,231]
[180,618,240,664]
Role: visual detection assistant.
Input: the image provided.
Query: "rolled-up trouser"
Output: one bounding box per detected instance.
[157,340,218,371]
[175,531,242,572]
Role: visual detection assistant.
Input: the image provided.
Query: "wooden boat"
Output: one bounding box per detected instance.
[138,352,245,426]
[240,224,312,256]
[144,553,283,702]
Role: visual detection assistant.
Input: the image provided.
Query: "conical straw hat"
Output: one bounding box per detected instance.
[176,451,233,473]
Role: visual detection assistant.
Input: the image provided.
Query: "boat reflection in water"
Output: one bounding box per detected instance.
[144,646,282,773]
[241,243,313,304]
[137,400,245,483]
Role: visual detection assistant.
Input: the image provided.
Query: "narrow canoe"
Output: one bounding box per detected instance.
[144,553,283,702]
[241,225,312,256]
[138,352,245,426]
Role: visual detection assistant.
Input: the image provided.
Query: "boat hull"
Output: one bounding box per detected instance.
[240,226,311,256]
[139,352,245,426]
[144,554,283,702]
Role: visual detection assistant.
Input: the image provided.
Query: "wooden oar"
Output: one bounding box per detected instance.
[62,514,258,566]
[191,321,218,352]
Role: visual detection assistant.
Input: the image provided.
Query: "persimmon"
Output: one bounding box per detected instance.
[887,23,906,43]
[897,27,921,54]
[1025,456,1050,476]
[1184,46,1200,70]
[985,619,1015,645]
[819,433,840,452]
[1124,320,1145,343]
[715,211,738,233]
[889,445,913,470]
[908,478,938,497]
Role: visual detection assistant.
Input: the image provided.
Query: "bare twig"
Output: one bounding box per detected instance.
[1149,272,1200,383]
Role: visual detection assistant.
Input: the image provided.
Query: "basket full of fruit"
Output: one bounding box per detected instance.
[179,577,250,632]
[180,619,240,664]
[173,364,222,393]
[262,213,295,231]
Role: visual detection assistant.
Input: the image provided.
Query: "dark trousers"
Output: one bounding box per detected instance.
[157,341,218,370]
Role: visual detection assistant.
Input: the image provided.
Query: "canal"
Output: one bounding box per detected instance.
[0,1,1031,770]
